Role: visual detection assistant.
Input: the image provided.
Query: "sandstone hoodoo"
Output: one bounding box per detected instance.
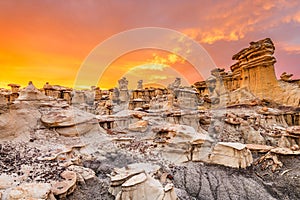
[0,38,300,200]
[194,38,300,107]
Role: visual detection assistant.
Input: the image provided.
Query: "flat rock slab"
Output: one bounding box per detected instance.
[41,108,95,127]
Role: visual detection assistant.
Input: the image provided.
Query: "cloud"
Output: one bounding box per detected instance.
[181,0,297,44]
[146,53,185,66]
[149,75,168,81]
[283,11,300,23]
[135,63,167,71]
[281,44,300,54]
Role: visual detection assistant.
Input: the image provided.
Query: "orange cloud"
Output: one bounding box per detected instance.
[98,49,202,89]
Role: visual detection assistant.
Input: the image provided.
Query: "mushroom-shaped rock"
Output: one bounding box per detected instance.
[109,163,178,200]
[122,172,147,187]
[41,108,95,127]
[280,72,293,81]
[51,171,77,198]
[119,174,165,200]
[17,81,49,101]
[55,122,96,137]
[110,169,144,187]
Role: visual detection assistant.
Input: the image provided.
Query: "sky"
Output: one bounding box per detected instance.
[0,0,300,89]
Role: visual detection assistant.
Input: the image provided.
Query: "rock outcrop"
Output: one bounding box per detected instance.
[1,37,300,200]
[17,81,49,101]
[194,38,300,107]
[109,163,178,200]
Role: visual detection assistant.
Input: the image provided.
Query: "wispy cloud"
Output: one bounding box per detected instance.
[134,63,166,71]
[280,44,300,54]
[146,53,185,66]
[283,11,300,23]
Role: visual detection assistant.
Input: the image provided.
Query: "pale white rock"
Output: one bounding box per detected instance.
[110,163,178,200]
[163,183,178,200]
[122,172,147,187]
[119,174,165,200]
[17,81,49,101]
[55,122,97,137]
[68,165,96,181]
[209,142,253,168]
[153,124,213,164]
[128,120,148,132]
[0,105,41,140]
[41,107,95,127]
[5,183,52,200]
[0,174,15,190]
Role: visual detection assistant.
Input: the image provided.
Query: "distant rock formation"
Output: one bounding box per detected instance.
[17,81,48,101]
[194,38,300,107]
[230,38,280,98]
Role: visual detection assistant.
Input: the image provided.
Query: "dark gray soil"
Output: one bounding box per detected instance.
[66,153,300,200]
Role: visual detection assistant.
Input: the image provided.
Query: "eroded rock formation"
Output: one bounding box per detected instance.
[194,38,300,107]
[0,38,300,200]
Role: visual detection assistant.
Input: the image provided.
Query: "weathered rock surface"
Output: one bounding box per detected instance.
[194,38,300,107]
[4,183,53,200]
[109,163,177,200]
[209,142,253,168]
[17,81,49,101]
[0,37,300,200]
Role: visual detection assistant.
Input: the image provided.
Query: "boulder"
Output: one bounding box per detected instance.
[209,142,253,168]
[51,170,77,198]
[153,124,213,164]
[109,163,177,200]
[41,108,95,128]
[246,144,274,152]
[5,183,52,200]
[128,120,148,132]
[0,105,41,139]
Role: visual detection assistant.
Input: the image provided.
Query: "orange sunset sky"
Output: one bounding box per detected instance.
[0,0,300,89]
